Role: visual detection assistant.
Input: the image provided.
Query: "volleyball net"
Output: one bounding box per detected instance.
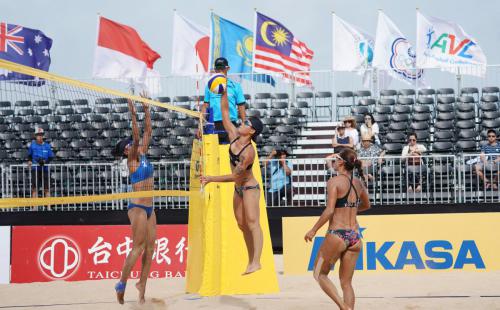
[0,59,203,210]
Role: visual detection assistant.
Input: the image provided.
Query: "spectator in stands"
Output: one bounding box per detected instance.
[357,134,385,182]
[360,113,380,145]
[332,123,353,153]
[201,57,247,144]
[264,148,293,206]
[402,132,427,193]
[343,116,359,146]
[28,128,54,199]
[475,129,500,190]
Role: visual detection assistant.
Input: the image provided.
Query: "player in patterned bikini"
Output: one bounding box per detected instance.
[305,148,371,310]
[113,96,155,305]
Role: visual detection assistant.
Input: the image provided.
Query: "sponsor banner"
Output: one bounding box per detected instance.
[0,226,10,284]
[11,225,187,283]
[283,213,500,275]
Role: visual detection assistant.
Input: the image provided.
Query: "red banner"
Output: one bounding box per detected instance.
[11,225,187,283]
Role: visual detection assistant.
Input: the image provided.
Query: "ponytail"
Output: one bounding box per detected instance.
[354,159,364,183]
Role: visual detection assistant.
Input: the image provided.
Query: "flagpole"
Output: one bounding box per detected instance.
[251,8,257,100]
[415,8,420,95]
[331,11,336,122]
[208,8,214,74]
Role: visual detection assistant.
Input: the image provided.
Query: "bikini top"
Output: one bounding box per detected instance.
[335,174,360,208]
[229,137,253,170]
[130,154,154,184]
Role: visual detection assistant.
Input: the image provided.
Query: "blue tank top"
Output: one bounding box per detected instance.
[130,154,154,184]
[337,135,350,145]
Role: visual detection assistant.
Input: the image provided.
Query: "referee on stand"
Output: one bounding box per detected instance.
[201,57,247,144]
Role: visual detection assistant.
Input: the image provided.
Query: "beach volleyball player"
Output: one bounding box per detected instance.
[112,96,156,304]
[201,77,265,275]
[305,149,370,310]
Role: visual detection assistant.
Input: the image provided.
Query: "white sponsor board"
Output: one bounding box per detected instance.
[0,226,10,283]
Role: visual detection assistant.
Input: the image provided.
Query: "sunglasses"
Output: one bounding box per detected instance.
[408,138,416,142]
[244,120,254,129]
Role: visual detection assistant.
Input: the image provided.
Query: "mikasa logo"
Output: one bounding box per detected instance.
[38,236,80,279]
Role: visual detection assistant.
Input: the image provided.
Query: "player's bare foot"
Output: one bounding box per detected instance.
[135,281,146,304]
[115,281,126,305]
[242,262,261,275]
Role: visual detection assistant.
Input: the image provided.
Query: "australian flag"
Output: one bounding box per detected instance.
[0,22,52,82]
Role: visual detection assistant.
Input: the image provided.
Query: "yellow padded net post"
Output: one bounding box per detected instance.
[187,134,279,296]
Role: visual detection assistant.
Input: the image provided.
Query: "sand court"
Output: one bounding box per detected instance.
[1,255,500,310]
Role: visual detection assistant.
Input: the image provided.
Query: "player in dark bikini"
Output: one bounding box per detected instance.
[305,148,371,310]
[201,88,264,275]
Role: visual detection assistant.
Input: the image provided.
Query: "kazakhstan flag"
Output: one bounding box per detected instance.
[211,13,275,86]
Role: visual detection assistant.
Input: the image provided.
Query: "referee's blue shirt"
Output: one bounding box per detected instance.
[204,78,245,122]
[28,141,54,171]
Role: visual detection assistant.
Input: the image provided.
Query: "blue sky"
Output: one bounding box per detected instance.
[3,0,500,87]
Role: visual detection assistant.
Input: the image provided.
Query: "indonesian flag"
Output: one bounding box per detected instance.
[92,16,161,91]
[171,12,209,76]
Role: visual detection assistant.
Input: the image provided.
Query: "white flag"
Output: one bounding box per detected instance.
[416,11,486,77]
[332,14,373,71]
[332,14,391,89]
[171,12,209,76]
[373,11,424,86]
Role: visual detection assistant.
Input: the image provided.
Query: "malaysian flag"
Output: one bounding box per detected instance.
[0,22,52,82]
[254,12,314,87]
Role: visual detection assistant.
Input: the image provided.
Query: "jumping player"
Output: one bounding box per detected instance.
[113,97,155,305]
[201,88,264,275]
[305,148,370,310]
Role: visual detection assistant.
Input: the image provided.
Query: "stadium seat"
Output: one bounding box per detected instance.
[436,112,455,122]
[457,129,478,140]
[460,87,479,101]
[246,110,261,118]
[80,130,99,139]
[398,89,416,97]
[481,119,500,130]
[70,140,91,149]
[255,93,272,100]
[358,98,376,108]
[482,111,500,120]
[413,105,431,113]
[251,102,268,110]
[433,141,454,153]
[388,122,408,132]
[272,93,289,100]
[410,121,430,131]
[437,88,455,96]
[271,101,288,110]
[412,113,431,122]
[374,106,392,114]
[266,110,282,118]
[437,96,455,104]
[456,102,475,113]
[479,102,498,112]
[418,88,436,96]
[102,130,120,138]
[282,117,299,126]
[456,140,477,152]
[397,97,414,105]
[0,101,12,109]
[434,121,454,130]
[95,98,112,105]
[385,132,406,143]
[382,143,403,154]
[354,90,371,98]
[434,130,455,141]
[373,113,390,124]
[415,130,430,142]
[456,111,475,121]
[394,105,411,114]
[436,103,454,113]
[458,95,475,104]
[481,94,499,103]
[73,99,89,106]
[0,109,14,116]
[18,109,34,116]
[391,114,410,122]
[380,89,397,97]
[171,128,190,137]
[66,115,83,123]
[351,106,370,115]
[481,86,500,96]
[78,149,99,158]
[378,98,395,106]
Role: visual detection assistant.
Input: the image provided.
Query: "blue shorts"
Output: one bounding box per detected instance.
[128,203,153,218]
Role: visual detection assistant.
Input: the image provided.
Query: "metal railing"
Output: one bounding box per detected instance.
[0,154,499,211]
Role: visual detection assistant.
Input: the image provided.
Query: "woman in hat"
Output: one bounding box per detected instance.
[112,97,155,305]
[201,88,264,275]
[343,116,359,147]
